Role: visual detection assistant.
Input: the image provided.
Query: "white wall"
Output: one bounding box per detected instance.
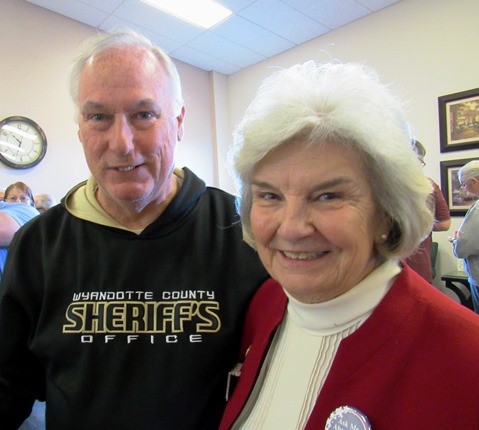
[0,0,216,204]
[224,0,479,288]
[3,0,479,288]
[0,0,92,202]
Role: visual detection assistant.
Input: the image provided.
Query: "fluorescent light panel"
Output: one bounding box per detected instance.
[140,0,232,29]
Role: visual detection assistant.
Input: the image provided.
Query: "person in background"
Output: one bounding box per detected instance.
[0,200,38,277]
[4,182,35,207]
[34,193,57,213]
[219,61,479,430]
[0,29,267,429]
[449,159,479,313]
[0,200,42,430]
[405,139,450,283]
[0,188,5,200]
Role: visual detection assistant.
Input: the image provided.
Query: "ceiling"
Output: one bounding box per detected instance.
[26,0,400,75]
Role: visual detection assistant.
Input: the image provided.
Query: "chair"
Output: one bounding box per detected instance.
[431,241,438,280]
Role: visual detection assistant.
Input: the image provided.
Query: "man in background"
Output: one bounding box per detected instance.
[34,194,57,213]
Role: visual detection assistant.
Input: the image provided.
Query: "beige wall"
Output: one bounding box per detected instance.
[0,0,215,203]
[224,0,479,287]
[2,0,479,287]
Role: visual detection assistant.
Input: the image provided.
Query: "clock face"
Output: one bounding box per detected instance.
[0,116,47,169]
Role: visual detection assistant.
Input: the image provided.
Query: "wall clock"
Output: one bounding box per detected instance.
[0,116,47,169]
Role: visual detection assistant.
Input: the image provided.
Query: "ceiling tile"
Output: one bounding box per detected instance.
[171,46,241,75]
[24,0,403,75]
[282,0,371,29]
[212,15,295,57]
[113,0,203,44]
[98,16,183,53]
[237,0,329,45]
[214,0,258,13]
[26,0,109,27]
[187,32,265,68]
[356,0,400,12]
[72,0,124,13]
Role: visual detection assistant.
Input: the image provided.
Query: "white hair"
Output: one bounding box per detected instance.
[458,160,479,183]
[231,61,433,259]
[69,29,183,117]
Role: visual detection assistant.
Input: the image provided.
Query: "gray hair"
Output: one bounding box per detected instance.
[34,193,56,210]
[69,29,183,117]
[231,61,433,259]
[458,160,479,183]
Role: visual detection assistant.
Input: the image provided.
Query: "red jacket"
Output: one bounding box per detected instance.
[220,265,479,429]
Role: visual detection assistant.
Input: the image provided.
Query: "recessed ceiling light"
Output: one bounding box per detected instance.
[140,0,233,29]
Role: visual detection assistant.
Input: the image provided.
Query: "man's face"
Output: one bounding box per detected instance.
[77,46,184,210]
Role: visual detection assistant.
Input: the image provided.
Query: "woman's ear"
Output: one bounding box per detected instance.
[375,213,391,245]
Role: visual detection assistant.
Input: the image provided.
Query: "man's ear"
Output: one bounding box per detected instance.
[176,106,186,141]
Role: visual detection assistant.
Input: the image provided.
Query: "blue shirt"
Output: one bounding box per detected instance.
[0,201,39,276]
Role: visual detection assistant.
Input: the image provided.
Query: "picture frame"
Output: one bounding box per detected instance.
[438,87,479,153]
[440,158,479,216]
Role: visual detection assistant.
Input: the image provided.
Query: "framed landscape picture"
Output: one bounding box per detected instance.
[438,88,479,152]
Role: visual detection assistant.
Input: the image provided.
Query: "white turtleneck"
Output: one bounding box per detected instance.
[233,259,401,430]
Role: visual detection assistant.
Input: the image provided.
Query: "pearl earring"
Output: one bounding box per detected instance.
[380,234,388,241]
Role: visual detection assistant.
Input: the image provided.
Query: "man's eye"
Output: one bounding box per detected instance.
[88,114,106,121]
[139,112,155,119]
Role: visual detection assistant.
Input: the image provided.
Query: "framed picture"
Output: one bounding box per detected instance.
[438,87,479,152]
[440,158,479,216]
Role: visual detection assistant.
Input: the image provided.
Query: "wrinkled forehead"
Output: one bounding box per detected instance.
[78,46,175,111]
[88,46,160,72]
[80,46,170,92]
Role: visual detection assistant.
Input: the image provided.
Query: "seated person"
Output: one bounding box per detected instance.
[34,193,57,213]
[0,200,39,277]
[4,182,35,207]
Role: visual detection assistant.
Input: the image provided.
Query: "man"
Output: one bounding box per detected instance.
[0,30,267,429]
[406,139,451,283]
[34,194,56,213]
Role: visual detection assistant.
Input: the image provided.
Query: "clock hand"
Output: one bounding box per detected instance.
[12,134,22,145]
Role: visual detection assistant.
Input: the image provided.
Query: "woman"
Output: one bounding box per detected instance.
[4,181,35,207]
[450,160,479,313]
[220,62,479,429]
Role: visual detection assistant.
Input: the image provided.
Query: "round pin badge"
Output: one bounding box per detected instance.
[325,405,372,430]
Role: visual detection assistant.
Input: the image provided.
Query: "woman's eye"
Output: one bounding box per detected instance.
[261,192,279,200]
[253,191,279,201]
[317,192,338,201]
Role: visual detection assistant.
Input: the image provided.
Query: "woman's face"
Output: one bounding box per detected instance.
[250,139,389,304]
[5,187,31,205]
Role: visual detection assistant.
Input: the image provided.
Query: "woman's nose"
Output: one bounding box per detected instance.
[277,202,315,239]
